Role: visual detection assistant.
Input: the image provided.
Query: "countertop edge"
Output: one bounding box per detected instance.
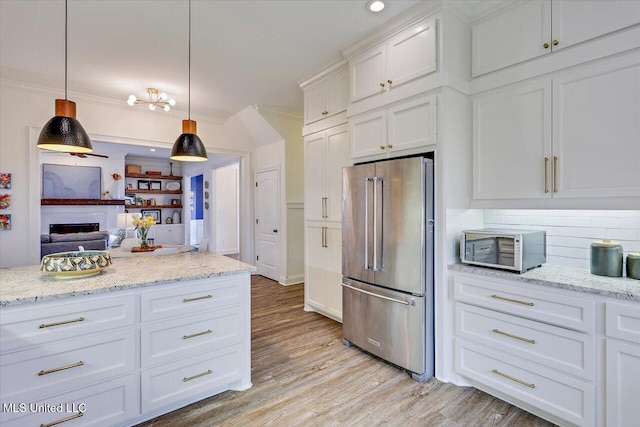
[448,263,640,302]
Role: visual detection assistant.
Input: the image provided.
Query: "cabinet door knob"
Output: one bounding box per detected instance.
[387,79,393,84]
[380,145,386,150]
[552,39,559,46]
[543,42,549,49]
[387,144,393,149]
[379,82,385,87]
[273,229,278,233]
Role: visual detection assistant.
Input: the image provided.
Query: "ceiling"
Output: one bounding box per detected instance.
[1,0,424,121]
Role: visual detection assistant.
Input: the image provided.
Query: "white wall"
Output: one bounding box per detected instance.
[214,162,239,254]
[483,209,640,270]
[0,81,255,267]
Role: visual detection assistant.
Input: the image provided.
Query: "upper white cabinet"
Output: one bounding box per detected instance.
[304,124,350,222]
[304,69,349,125]
[350,17,437,102]
[350,93,436,160]
[472,0,640,77]
[473,55,640,200]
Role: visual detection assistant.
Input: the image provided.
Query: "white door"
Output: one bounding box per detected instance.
[304,132,326,221]
[255,168,280,281]
[305,225,326,311]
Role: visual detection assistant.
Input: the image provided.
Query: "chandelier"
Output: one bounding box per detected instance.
[127,88,175,111]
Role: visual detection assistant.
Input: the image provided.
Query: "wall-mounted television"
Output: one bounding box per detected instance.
[42,164,102,199]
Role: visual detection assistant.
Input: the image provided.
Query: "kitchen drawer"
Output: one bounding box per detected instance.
[140,277,244,322]
[0,294,135,353]
[141,306,243,367]
[606,301,640,344]
[454,275,595,333]
[0,374,139,427]
[1,328,135,400]
[455,339,595,427]
[456,303,595,380]
[141,344,243,413]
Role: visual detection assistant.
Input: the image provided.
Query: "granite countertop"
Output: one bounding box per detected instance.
[0,252,256,307]
[449,263,640,302]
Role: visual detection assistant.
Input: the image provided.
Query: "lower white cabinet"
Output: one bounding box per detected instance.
[605,301,640,427]
[154,224,185,245]
[0,273,251,426]
[453,273,597,426]
[304,223,342,321]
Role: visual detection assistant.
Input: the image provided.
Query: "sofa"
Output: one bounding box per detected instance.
[40,231,110,258]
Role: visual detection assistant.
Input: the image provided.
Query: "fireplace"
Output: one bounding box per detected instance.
[49,223,99,234]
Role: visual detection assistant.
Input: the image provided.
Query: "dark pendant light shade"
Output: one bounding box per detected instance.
[171,120,208,161]
[37,0,92,154]
[37,99,92,153]
[170,0,207,162]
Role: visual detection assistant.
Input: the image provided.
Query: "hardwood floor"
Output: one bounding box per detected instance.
[138,275,556,427]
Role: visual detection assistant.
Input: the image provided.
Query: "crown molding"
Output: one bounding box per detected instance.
[298,58,348,90]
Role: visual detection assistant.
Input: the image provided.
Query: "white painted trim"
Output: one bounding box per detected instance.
[298,58,349,90]
[279,274,304,286]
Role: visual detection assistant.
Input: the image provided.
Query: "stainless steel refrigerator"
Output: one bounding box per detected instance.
[342,156,434,382]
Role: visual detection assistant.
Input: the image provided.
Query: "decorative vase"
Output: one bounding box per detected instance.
[112,180,122,199]
[138,228,149,248]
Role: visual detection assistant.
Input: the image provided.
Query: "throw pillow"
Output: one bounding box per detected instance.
[108,228,126,248]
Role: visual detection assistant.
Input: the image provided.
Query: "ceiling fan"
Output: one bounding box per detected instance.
[69,152,109,158]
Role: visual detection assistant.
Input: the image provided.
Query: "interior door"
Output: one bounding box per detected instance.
[255,168,280,281]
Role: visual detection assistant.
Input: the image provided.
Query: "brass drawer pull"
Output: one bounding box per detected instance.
[40,412,84,427]
[553,156,558,193]
[491,294,534,306]
[183,329,212,340]
[38,361,84,376]
[183,295,212,303]
[544,157,549,193]
[492,369,535,389]
[39,317,85,329]
[183,369,213,382]
[492,329,536,344]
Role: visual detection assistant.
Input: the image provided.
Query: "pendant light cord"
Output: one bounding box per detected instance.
[64,0,68,100]
[188,0,191,120]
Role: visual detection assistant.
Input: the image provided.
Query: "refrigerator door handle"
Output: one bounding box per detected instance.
[364,178,372,269]
[373,176,383,271]
[342,283,415,306]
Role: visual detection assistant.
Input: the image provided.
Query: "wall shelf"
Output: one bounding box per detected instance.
[126,189,183,195]
[41,199,125,206]
[126,205,183,209]
[125,173,183,180]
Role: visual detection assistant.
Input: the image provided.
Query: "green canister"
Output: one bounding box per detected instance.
[627,253,640,280]
[590,240,623,277]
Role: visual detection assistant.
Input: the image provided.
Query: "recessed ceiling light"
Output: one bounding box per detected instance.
[150,148,156,152]
[366,0,385,13]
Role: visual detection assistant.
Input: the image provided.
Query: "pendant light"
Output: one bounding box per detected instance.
[37,0,92,153]
[171,0,207,162]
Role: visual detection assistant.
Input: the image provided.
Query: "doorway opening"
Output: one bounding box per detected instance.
[190,174,204,247]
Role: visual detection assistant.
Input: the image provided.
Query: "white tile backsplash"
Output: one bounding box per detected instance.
[483,209,640,271]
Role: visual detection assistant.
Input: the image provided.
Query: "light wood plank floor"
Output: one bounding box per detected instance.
[138,275,556,427]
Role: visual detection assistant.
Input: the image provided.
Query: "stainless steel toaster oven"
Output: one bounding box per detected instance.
[461,229,546,273]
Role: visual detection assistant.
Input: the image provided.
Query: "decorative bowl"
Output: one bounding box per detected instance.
[40,251,112,279]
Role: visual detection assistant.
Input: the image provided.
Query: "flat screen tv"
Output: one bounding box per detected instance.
[42,164,102,199]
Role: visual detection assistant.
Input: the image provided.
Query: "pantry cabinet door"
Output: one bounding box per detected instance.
[551,0,640,52]
[305,225,326,311]
[350,109,387,159]
[350,44,387,102]
[304,84,327,125]
[325,126,350,222]
[552,58,640,198]
[324,227,343,321]
[304,133,327,221]
[473,80,552,199]
[388,94,436,153]
[472,0,550,77]
[387,18,437,88]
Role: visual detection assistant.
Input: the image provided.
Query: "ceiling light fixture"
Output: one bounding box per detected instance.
[37,0,92,154]
[170,0,207,162]
[366,0,385,13]
[127,88,176,112]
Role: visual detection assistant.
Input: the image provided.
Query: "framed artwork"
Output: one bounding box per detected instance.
[141,209,161,223]
[0,214,11,230]
[0,193,10,209]
[150,180,162,190]
[137,180,150,190]
[42,164,101,199]
[0,173,11,189]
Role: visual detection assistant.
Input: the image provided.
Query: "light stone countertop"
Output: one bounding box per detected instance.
[449,263,640,302]
[0,252,256,307]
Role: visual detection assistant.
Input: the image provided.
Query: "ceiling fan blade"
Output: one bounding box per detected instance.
[68,152,109,158]
[69,153,87,158]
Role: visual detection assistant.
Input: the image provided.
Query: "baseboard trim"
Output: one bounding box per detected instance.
[279,274,304,286]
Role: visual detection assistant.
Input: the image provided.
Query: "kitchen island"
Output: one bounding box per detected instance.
[0,252,255,427]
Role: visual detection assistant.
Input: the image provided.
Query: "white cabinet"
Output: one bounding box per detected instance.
[304,124,350,222]
[473,56,640,200]
[453,273,597,427]
[304,69,349,125]
[304,223,342,321]
[605,301,640,427]
[350,93,436,160]
[472,0,640,76]
[350,17,437,102]
[155,224,185,245]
